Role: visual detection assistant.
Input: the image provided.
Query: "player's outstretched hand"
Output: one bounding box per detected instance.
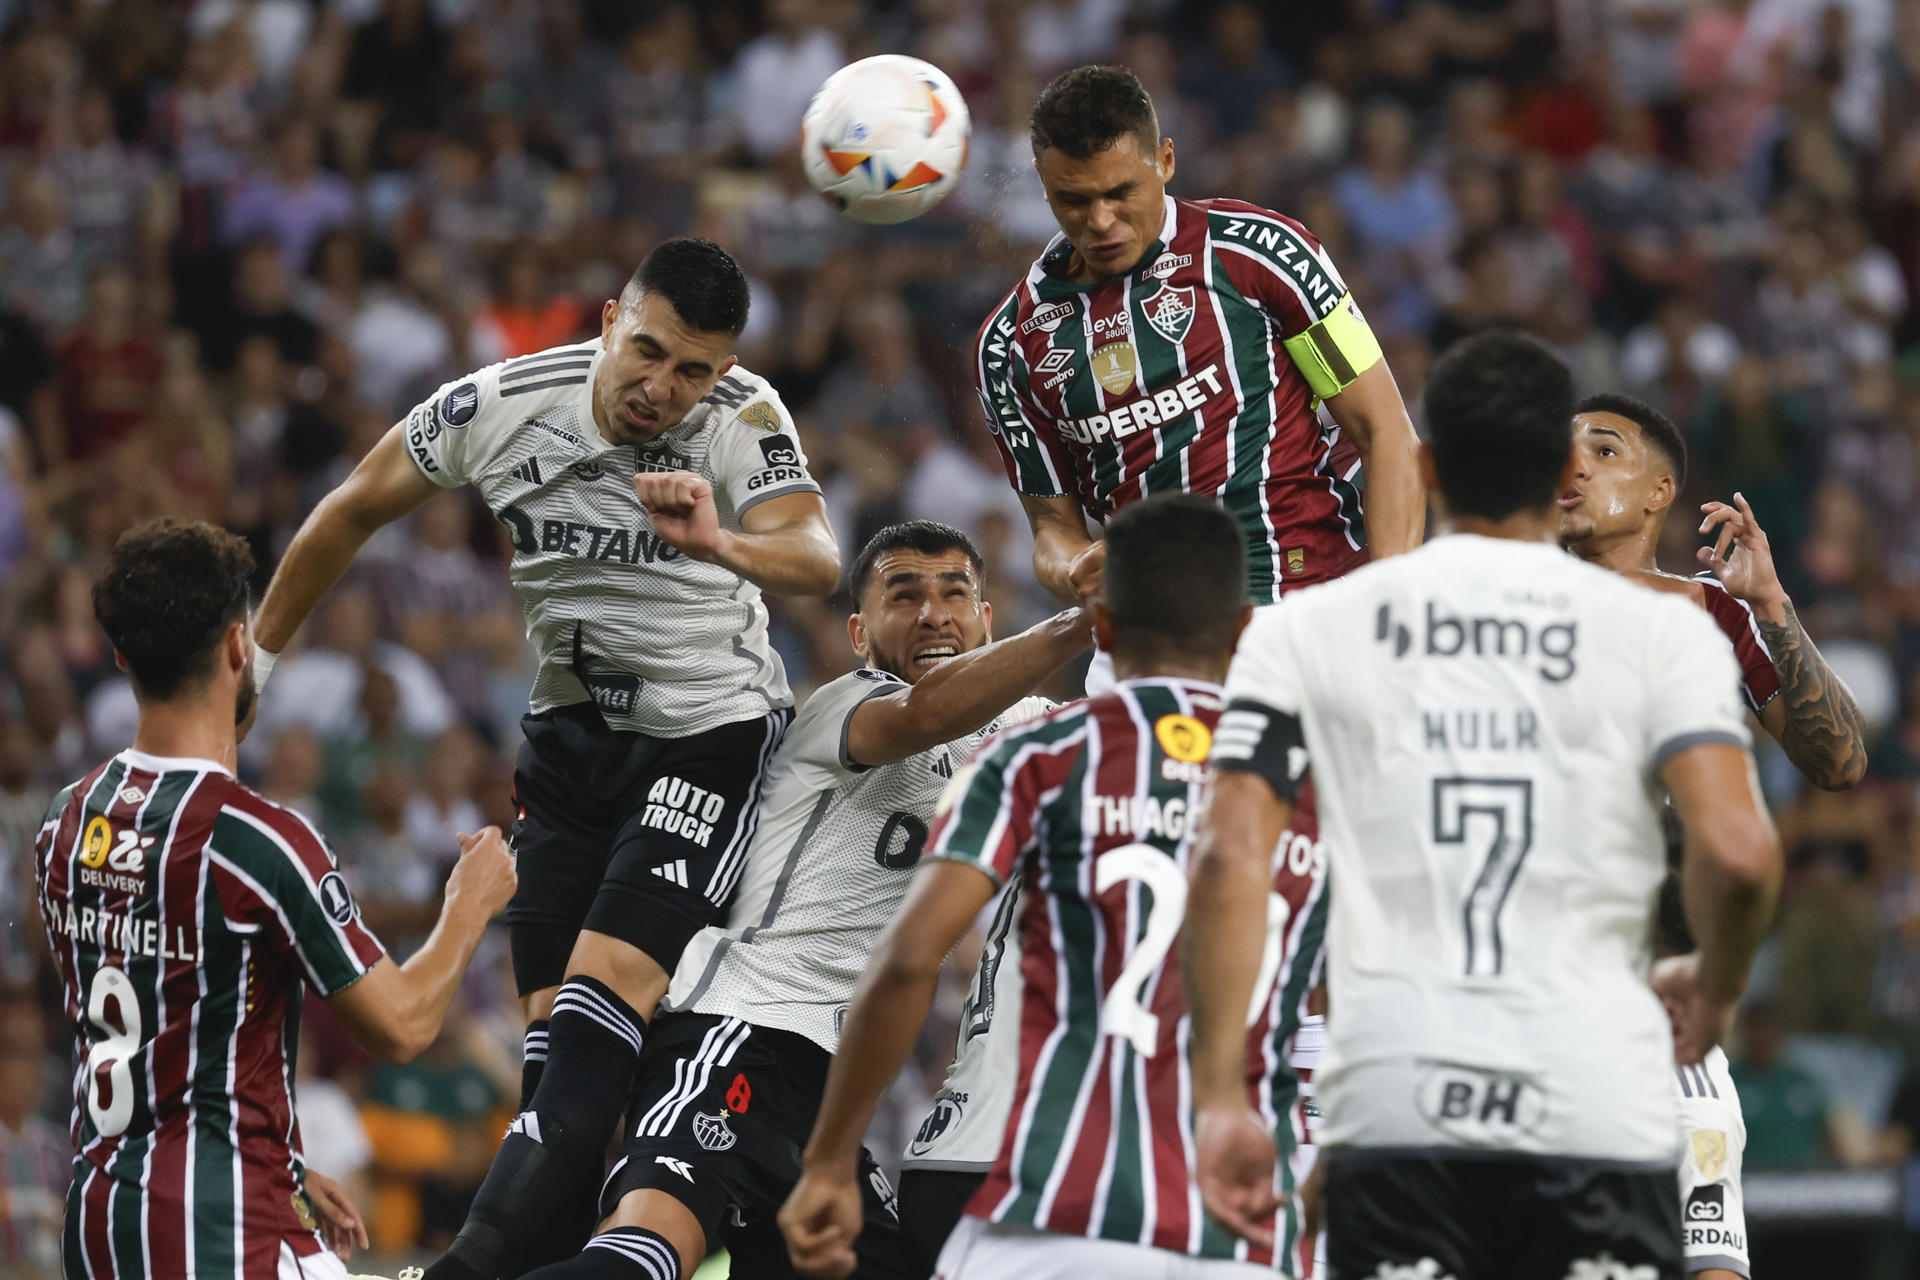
[778,1168,863,1279]
[1194,1102,1283,1249]
[1651,952,1733,1066]
[1697,493,1787,610]
[446,826,518,921]
[635,469,725,562]
[1067,539,1107,601]
[304,1169,370,1259]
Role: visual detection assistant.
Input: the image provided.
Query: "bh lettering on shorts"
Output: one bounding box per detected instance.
[641,777,726,848]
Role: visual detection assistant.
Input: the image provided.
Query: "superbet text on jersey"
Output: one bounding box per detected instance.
[976,196,1383,603]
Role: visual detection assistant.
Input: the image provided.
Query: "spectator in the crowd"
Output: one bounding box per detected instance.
[470,242,584,361]
[346,241,455,412]
[1731,1000,1845,1171]
[0,994,64,1277]
[1178,0,1291,142]
[0,168,89,337]
[814,292,947,436]
[53,262,162,464]
[726,0,845,165]
[224,116,359,277]
[1334,99,1455,335]
[199,235,321,373]
[1619,290,1740,425]
[48,82,163,266]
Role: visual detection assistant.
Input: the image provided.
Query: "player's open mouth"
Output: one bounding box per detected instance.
[624,400,659,429]
[913,645,959,667]
[1557,490,1583,510]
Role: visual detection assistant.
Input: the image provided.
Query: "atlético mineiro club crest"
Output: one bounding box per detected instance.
[1142,285,1195,344]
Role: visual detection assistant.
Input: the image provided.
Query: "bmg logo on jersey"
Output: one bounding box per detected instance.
[1375,601,1578,683]
[640,776,727,848]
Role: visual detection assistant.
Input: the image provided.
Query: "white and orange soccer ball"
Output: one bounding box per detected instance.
[800,55,971,225]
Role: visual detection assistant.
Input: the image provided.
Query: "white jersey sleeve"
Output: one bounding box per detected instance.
[1676,1047,1750,1276]
[400,344,594,488]
[704,382,823,517]
[1642,598,1753,767]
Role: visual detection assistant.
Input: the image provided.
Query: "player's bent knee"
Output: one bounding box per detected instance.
[601,1189,707,1276]
[567,930,673,1014]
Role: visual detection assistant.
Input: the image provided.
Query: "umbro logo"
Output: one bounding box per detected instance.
[1035,348,1072,374]
[510,458,544,485]
[117,786,146,806]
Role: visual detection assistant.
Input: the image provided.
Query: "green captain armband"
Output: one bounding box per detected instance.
[1280,293,1384,400]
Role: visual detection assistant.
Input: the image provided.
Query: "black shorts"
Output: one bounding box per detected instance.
[506,704,790,996]
[897,1168,984,1279]
[601,1012,912,1278]
[1324,1147,1683,1280]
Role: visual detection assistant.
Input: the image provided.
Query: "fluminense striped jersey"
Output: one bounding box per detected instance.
[34,749,386,1279]
[975,195,1377,604]
[928,678,1327,1266]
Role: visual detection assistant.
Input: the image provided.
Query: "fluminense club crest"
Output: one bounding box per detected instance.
[1141,285,1195,344]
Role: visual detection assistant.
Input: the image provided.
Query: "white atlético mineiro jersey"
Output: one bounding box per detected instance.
[403,341,821,738]
[1218,535,1749,1162]
[904,878,1025,1172]
[1677,1046,1750,1276]
[663,666,1051,1052]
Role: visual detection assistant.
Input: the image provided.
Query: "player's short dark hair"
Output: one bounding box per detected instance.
[93,519,255,701]
[625,236,750,337]
[1102,495,1247,657]
[850,520,985,602]
[1577,392,1687,491]
[1029,65,1159,160]
[1424,330,1575,522]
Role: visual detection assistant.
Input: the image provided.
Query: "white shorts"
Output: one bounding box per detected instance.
[934,1216,1277,1280]
[282,1242,350,1280]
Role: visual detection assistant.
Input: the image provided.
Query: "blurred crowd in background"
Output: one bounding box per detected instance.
[3,0,1920,1271]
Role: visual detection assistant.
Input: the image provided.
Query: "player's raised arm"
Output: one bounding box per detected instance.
[327,826,518,1062]
[252,421,440,680]
[633,473,840,596]
[844,599,1087,766]
[1698,492,1868,789]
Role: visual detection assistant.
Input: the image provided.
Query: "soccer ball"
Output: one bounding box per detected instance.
[800,55,971,226]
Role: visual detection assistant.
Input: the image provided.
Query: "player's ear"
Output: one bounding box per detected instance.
[848,611,870,662]
[1157,137,1175,184]
[600,297,619,339]
[1646,470,1676,519]
[225,620,248,675]
[979,598,993,643]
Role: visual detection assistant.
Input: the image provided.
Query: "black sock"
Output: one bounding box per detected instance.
[521,1228,683,1280]
[429,977,648,1280]
[520,1019,550,1111]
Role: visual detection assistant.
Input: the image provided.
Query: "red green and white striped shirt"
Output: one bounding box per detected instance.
[975,195,1375,605]
[34,749,386,1279]
[929,679,1326,1265]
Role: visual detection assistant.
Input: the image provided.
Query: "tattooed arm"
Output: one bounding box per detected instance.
[1698,494,1869,790]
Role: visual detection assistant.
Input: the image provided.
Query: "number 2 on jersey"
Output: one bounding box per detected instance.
[1094,844,1293,1058]
[1431,777,1536,977]
[85,965,142,1138]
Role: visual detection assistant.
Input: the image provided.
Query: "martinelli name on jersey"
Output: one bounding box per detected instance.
[403,341,822,737]
[975,196,1385,603]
